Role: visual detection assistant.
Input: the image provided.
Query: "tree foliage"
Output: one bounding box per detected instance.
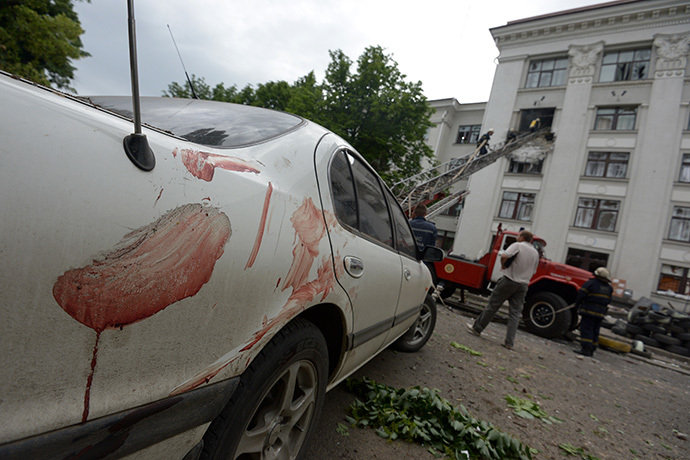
[164,46,433,182]
[0,0,89,90]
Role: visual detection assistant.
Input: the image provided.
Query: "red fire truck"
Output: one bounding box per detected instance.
[433,224,593,338]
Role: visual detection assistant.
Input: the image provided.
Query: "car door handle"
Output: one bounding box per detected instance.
[344,256,364,278]
[403,268,411,280]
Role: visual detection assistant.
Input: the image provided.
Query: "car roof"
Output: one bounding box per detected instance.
[87,96,306,148]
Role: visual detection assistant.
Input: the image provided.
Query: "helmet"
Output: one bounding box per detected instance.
[594,267,611,282]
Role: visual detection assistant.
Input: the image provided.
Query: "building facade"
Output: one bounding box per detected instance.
[428,0,690,310]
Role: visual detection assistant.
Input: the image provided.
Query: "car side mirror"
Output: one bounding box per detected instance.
[420,246,445,263]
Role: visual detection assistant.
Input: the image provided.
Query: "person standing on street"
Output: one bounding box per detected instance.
[574,267,613,357]
[409,203,437,249]
[466,230,539,349]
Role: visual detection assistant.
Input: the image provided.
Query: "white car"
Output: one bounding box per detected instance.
[0,71,442,460]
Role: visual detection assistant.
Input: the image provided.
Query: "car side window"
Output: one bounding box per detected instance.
[330,150,394,248]
[330,151,358,228]
[385,188,417,259]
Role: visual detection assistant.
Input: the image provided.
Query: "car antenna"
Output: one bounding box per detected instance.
[167,24,198,99]
[123,0,155,171]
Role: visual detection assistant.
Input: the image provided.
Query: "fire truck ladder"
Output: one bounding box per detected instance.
[392,130,549,219]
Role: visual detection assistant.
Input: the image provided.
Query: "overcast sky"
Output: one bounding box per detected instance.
[71,0,604,103]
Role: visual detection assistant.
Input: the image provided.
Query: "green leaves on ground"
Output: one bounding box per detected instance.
[558,443,602,460]
[450,341,482,356]
[345,377,532,460]
[504,395,563,425]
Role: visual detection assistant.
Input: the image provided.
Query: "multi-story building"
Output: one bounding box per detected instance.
[426,0,690,310]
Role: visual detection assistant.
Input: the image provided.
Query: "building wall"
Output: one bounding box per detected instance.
[429,0,690,310]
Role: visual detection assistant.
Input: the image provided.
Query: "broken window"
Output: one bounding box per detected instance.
[566,248,609,272]
[574,198,620,232]
[679,154,690,183]
[508,159,543,174]
[498,192,535,221]
[525,57,568,88]
[594,107,637,131]
[669,206,690,242]
[599,48,650,82]
[657,264,690,296]
[456,125,481,144]
[584,152,629,178]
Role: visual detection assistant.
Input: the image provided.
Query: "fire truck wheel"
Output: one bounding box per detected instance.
[522,292,571,339]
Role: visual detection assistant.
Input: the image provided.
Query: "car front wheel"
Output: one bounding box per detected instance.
[201,318,327,460]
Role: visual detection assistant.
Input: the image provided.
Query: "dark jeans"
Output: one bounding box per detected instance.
[579,315,603,356]
[473,276,528,347]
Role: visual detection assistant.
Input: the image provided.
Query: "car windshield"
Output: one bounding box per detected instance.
[87,96,304,148]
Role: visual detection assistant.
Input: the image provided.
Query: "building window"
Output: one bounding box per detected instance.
[594,107,636,131]
[657,264,690,296]
[679,154,690,183]
[498,192,535,221]
[456,125,481,144]
[566,248,609,272]
[508,159,543,174]
[525,57,568,88]
[669,206,690,243]
[574,198,619,232]
[600,48,650,82]
[584,152,629,178]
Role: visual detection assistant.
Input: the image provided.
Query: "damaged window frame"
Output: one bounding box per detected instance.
[507,158,543,174]
[573,197,620,232]
[455,124,481,144]
[657,263,690,296]
[583,151,630,179]
[599,48,651,82]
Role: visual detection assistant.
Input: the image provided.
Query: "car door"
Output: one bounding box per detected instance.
[315,141,403,377]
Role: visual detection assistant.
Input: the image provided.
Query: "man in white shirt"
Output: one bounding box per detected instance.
[466,230,540,349]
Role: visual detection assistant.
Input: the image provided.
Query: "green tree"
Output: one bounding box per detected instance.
[323,46,433,182]
[0,0,89,90]
[164,46,433,182]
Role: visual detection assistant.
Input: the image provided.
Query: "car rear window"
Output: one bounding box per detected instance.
[87,96,304,148]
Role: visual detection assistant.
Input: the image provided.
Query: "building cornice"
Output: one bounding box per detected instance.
[491,1,690,50]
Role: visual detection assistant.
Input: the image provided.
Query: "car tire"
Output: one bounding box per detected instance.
[674,332,690,341]
[663,345,690,357]
[625,323,645,335]
[652,333,682,346]
[635,334,661,348]
[611,325,630,338]
[392,296,437,352]
[642,323,666,334]
[522,292,572,339]
[201,318,327,460]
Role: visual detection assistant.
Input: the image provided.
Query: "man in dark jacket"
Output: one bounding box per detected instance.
[409,203,437,249]
[477,129,493,156]
[574,267,613,357]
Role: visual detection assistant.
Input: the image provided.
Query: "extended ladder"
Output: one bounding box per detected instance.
[391,130,551,218]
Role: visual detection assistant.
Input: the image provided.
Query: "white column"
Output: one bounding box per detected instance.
[615,33,689,295]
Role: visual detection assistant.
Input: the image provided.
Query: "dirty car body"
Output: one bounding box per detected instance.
[0,72,441,459]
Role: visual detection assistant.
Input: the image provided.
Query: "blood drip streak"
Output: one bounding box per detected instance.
[53,204,231,419]
[245,182,273,269]
[82,332,100,422]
